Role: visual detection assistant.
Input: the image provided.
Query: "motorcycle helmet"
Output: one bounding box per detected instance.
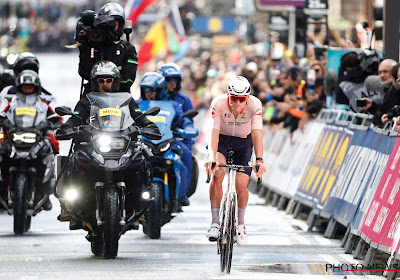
[140,72,166,100]
[158,63,182,91]
[90,61,121,92]
[98,3,125,38]
[15,70,41,96]
[13,52,39,77]
[227,76,251,96]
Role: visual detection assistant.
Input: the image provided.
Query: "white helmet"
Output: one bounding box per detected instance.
[227,76,251,96]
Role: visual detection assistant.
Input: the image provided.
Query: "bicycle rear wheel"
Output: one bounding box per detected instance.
[224,195,236,274]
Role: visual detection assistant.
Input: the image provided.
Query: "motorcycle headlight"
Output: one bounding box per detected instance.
[12,132,37,144]
[159,142,171,153]
[65,188,79,201]
[95,135,127,153]
[142,191,150,200]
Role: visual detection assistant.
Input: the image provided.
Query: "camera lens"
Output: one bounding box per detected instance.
[88,29,105,42]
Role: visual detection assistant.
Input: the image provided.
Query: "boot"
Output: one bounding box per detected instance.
[57,207,71,222]
[180,196,190,206]
[42,197,52,211]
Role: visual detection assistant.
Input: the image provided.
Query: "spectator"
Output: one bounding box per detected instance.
[372,63,400,127]
[358,59,397,114]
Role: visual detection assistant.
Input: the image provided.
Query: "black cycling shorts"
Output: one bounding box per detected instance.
[217,134,253,176]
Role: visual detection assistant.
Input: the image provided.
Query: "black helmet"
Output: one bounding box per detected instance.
[90,60,121,92]
[13,52,39,77]
[15,70,41,96]
[98,3,125,38]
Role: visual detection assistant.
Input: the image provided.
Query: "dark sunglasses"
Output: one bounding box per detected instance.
[230,95,247,103]
[97,78,114,84]
[166,78,178,84]
[144,87,158,93]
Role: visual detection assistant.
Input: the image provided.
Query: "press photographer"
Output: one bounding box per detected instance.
[75,3,138,96]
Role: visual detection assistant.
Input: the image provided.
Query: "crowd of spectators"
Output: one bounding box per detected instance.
[2,1,397,136]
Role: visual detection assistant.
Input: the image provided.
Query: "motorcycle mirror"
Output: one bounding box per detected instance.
[55,106,72,116]
[144,106,160,116]
[141,127,162,140]
[183,110,198,119]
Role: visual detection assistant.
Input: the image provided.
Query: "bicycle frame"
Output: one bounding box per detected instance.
[217,164,252,274]
[206,162,261,274]
[219,166,238,246]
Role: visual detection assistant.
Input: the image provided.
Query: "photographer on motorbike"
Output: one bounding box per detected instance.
[0,70,62,211]
[75,3,138,96]
[138,72,196,207]
[0,52,56,110]
[56,61,160,226]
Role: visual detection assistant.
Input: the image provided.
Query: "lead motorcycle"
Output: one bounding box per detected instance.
[0,95,59,235]
[55,92,161,259]
[139,100,198,239]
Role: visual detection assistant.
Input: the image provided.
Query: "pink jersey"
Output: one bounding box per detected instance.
[210,94,263,138]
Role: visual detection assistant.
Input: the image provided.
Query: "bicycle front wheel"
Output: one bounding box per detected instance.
[219,199,227,272]
[224,195,236,274]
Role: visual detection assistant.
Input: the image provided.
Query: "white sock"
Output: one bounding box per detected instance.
[238,208,246,225]
[211,208,220,224]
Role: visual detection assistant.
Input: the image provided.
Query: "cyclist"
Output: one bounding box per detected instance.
[205,76,266,246]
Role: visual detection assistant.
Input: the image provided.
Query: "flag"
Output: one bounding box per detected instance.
[138,19,188,68]
[138,4,190,68]
[125,0,157,26]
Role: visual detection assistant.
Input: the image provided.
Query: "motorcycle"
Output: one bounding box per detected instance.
[0,95,59,235]
[55,92,161,259]
[139,100,198,239]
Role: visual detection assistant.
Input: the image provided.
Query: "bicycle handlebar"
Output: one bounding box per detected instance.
[205,162,263,187]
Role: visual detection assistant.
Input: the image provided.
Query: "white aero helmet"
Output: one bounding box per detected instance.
[227,76,251,96]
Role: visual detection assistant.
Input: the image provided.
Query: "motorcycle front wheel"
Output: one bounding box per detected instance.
[13,172,28,235]
[186,157,198,198]
[147,182,163,239]
[103,187,120,259]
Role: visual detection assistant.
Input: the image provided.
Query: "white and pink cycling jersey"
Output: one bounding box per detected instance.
[210,94,263,138]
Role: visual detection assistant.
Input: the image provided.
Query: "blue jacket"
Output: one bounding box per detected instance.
[165,91,193,113]
[136,98,192,129]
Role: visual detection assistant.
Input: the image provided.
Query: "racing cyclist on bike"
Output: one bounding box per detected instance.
[205,76,266,246]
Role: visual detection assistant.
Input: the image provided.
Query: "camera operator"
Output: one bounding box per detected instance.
[75,3,138,96]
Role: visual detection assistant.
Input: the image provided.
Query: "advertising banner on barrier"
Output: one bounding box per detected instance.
[361,137,400,253]
[321,128,386,227]
[284,121,325,196]
[263,128,291,192]
[351,132,396,234]
[295,125,352,209]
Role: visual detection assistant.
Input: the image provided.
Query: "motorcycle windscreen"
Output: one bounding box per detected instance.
[86,92,135,132]
[8,99,40,128]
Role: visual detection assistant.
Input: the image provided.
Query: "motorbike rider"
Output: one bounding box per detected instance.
[158,63,193,114]
[158,63,195,205]
[0,52,56,110]
[137,72,195,207]
[0,70,62,211]
[75,3,138,95]
[56,61,160,226]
